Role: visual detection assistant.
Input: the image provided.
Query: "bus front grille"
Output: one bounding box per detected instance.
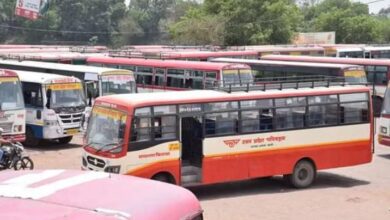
[0,123,13,133]
[59,113,83,124]
[87,156,106,168]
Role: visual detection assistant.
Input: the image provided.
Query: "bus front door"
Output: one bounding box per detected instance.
[180,116,203,186]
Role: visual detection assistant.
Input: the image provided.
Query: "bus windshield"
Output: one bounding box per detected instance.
[222,69,253,84]
[86,106,127,153]
[0,78,24,110]
[344,69,367,84]
[48,83,86,109]
[101,74,136,96]
[382,88,390,115]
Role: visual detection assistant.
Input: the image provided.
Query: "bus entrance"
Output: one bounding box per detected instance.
[180,116,203,186]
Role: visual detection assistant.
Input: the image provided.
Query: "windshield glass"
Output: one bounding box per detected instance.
[101,74,136,96]
[382,87,390,115]
[222,69,253,85]
[48,83,86,108]
[0,78,24,110]
[344,70,367,84]
[86,106,127,152]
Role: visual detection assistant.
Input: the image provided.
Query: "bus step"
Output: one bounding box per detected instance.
[181,165,200,176]
[181,174,201,186]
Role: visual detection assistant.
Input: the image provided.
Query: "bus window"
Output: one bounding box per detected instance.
[339,93,369,124]
[153,115,176,140]
[186,70,204,89]
[205,111,238,135]
[154,68,165,86]
[121,65,135,71]
[131,107,152,142]
[366,66,388,85]
[307,95,338,127]
[136,66,153,85]
[153,105,177,140]
[167,69,185,88]
[22,82,43,107]
[241,110,260,132]
[274,97,306,129]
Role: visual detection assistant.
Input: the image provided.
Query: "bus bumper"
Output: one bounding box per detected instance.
[378,134,390,147]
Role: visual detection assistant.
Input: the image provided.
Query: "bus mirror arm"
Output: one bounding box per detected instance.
[46,89,52,109]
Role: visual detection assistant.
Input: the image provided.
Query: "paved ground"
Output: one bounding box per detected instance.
[25,133,390,220]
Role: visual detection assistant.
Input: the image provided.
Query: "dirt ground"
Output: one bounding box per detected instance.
[25,133,390,220]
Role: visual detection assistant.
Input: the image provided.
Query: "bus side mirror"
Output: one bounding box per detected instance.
[46,89,52,109]
[36,110,42,120]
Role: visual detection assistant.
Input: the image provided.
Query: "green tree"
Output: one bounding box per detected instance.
[171,0,301,45]
[169,8,225,45]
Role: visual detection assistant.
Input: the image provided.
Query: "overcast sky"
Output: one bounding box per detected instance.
[354,0,390,13]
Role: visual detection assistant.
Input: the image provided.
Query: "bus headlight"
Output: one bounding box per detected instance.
[13,125,23,132]
[381,126,387,135]
[104,165,121,174]
[44,120,59,126]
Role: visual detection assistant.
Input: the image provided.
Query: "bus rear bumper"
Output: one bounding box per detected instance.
[378,134,390,147]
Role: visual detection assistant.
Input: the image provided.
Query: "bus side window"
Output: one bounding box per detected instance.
[131,117,152,142]
[153,116,176,140]
[339,93,369,124]
[22,82,43,107]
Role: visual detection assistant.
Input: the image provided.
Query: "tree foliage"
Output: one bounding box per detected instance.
[0,0,390,46]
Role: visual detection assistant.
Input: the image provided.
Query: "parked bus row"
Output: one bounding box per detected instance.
[0,61,137,146]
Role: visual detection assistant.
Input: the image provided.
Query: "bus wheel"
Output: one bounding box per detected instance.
[24,127,39,147]
[285,160,316,189]
[58,136,73,145]
[152,173,173,184]
[373,97,382,117]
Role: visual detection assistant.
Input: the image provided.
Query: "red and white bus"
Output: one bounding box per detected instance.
[0,170,203,220]
[82,84,372,188]
[261,54,389,115]
[87,57,253,91]
[378,82,390,146]
[0,69,25,142]
[210,57,367,84]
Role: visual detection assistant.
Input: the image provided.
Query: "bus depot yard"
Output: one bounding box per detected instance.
[27,133,390,220]
[2,44,390,220]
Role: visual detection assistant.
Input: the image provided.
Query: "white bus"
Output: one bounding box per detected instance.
[0,69,25,142]
[16,70,86,146]
[0,60,136,106]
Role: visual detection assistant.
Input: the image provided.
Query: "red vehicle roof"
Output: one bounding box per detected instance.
[0,69,19,77]
[95,86,369,112]
[161,50,258,59]
[0,170,202,220]
[262,55,390,66]
[87,57,250,71]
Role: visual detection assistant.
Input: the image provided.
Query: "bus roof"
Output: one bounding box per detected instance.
[160,50,258,59]
[261,54,390,66]
[0,170,202,220]
[87,57,251,71]
[364,46,390,51]
[210,57,362,69]
[96,86,369,111]
[0,69,19,77]
[0,59,132,75]
[14,70,81,84]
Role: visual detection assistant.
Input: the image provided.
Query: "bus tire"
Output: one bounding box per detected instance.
[24,127,39,147]
[58,136,73,145]
[152,173,174,184]
[285,159,316,189]
[373,96,382,117]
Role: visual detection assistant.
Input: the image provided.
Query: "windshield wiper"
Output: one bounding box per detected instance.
[95,142,121,153]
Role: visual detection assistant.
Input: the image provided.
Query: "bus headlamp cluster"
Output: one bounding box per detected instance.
[44,120,59,126]
[13,125,23,132]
